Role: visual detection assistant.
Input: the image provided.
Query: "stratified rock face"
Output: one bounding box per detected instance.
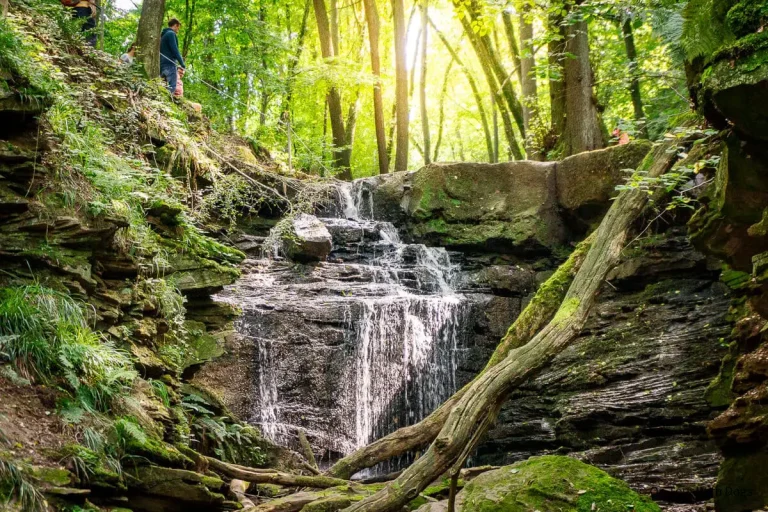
[470,230,730,497]
[456,456,660,512]
[283,213,333,262]
[361,142,651,254]
[684,3,768,510]
[213,214,504,465]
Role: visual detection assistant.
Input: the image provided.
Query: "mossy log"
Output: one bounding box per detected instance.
[327,232,593,479]
[341,143,679,511]
[205,456,351,489]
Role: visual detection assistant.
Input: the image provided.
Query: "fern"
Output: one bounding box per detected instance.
[114,419,148,446]
[681,0,735,60]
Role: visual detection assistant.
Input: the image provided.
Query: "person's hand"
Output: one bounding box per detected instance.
[178,67,186,77]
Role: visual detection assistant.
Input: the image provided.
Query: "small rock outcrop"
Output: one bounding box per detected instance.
[366,141,651,254]
[283,213,333,262]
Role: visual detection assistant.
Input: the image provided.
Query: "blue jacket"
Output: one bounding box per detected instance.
[160,28,185,69]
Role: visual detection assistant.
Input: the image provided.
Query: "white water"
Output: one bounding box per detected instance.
[222,180,479,465]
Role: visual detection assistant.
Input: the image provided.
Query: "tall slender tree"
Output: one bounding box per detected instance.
[621,16,647,138]
[313,0,352,179]
[560,2,605,156]
[430,18,494,162]
[363,0,389,174]
[419,0,431,165]
[136,0,166,78]
[548,8,566,141]
[519,0,540,158]
[392,0,409,172]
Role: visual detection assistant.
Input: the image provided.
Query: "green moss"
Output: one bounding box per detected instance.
[715,452,768,512]
[705,349,737,407]
[726,0,768,38]
[489,235,593,367]
[123,436,193,469]
[461,456,660,512]
[553,297,581,325]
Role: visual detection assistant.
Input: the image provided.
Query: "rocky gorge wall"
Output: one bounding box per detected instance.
[683,1,768,510]
[198,141,735,508]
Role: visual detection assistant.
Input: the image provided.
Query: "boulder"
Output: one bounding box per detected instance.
[125,466,225,512]
[406,160,565,254]
[458,456,660,512]
[556,141,653,226]
[284,213,333,262]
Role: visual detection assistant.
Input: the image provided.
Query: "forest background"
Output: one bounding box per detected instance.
[99,0,689,179]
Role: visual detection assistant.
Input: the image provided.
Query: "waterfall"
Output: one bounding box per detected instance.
[218,180,484,469]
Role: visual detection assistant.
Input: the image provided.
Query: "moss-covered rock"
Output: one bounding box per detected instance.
[556,141,653,223]
[714,450,768,512]
[124,466,226,512]
[406,160,565,253]
[459,456,659,512]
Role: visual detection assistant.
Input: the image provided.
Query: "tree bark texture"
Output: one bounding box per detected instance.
[392,0,409,172]
[622,18,647,138]
[136,0,166,78]
[362,0,389,174]
[561,16,605,156]
[313,0,352,179]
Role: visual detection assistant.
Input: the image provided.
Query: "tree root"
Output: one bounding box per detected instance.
[341,143,680,511]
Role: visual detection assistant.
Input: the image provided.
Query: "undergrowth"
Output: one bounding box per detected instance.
[0,285,137,414]
[0,458,46,512]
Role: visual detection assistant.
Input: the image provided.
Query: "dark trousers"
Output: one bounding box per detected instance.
[73,7,96,46]
[160,63,178,95]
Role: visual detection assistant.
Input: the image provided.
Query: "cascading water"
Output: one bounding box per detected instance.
[216,180,487,472]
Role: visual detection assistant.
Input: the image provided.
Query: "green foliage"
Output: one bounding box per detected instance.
[181,393,267,467]
[681,0,736,61]
[0,285,137,415]
[0,458,46,512]
[726,0,768,38]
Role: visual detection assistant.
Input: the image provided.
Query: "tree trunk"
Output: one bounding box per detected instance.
[466,2,525,140]
[282,0,311,165]
[548,8,566,141]
[182,0,197,59]
[136,0,166,78]
[432,58,453,162]
[343,144,678,512]
[418,0,430,165]
[501,11,523,85]
[429,19,493,162]
[392,0,409,172]
[622,18,647,138]
[561,14,604,156]
[519,0,541,159]
[327,231,593,479]
[313,0,352,179]
[362,0,389,174]
[330,0,340,57]
[458,13,522,160]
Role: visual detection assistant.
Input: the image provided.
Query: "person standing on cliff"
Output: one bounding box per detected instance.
[61,0,97,46]
[159,18,185,95]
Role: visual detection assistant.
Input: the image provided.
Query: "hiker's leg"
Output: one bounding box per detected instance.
[73,7,96,46]
[161,66,177,94]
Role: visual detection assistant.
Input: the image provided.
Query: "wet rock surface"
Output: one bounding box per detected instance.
[472,231,730,499]
[208,171,731,509]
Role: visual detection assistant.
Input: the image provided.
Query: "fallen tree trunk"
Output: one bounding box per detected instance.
[341,143,679,512]
[327,234,593,479]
